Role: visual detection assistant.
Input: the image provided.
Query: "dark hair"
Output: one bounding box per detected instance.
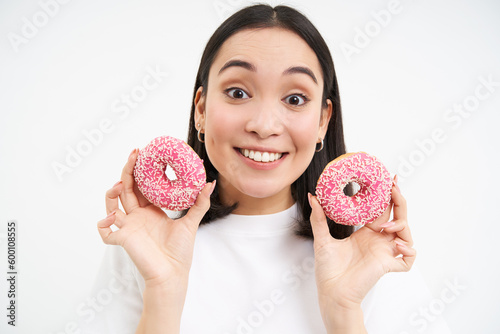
[186,4,354,240]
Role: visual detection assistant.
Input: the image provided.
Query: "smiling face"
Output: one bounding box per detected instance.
[194,27,332,215]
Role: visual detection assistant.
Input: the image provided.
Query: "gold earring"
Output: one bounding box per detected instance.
[197,125,205,143]
[315,138,324,152]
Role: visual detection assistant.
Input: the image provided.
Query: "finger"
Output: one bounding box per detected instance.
[183,181,215,231]
[308,193,331,247]
[133,181,151,207]
[392,177,407,221]
[97,212,120,245]
[120,148,141,214]
[98,210,126,229]
[378,218,413,247]
[390,241,417,272]
[389,178,412,245]
[366,175,407,230]
[105,181,123,215]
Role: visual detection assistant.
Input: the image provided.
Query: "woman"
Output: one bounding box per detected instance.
[92,4,416,333]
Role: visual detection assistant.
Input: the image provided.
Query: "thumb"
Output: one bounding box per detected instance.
[183,180,216,230]
[308,193,331,247]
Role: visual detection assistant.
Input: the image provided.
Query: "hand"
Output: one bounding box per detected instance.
[308,176,416,312]
[97,148,215,290]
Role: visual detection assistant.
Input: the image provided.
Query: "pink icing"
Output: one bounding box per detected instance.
[133,136,206,211]
[316,152,392,226]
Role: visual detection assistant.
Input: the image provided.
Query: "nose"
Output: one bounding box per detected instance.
[244,100,284,139]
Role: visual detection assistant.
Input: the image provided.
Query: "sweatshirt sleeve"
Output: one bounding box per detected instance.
[77,246,144,334]
[362,263,452,334]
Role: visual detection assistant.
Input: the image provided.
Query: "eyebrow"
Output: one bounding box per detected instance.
[283,66,318,85]
[218,60,256,74]
[218,59,318,85]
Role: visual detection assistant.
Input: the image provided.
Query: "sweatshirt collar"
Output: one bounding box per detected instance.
[205,203,299,236]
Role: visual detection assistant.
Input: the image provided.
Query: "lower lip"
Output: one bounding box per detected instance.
[235,149,287,170]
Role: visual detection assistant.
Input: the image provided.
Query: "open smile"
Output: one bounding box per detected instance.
[238,148,286,163]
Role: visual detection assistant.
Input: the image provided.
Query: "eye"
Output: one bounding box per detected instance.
[284,94,308,106]
[225,88,249,99]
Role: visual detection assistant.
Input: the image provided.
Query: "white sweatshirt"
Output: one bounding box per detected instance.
[78,204,451,333]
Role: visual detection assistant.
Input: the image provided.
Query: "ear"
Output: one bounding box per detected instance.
[318,99,333,139]
[194,86,206,129]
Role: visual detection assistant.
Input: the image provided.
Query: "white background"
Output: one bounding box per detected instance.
[1,0,499,333]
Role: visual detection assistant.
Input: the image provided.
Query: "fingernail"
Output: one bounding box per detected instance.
[380,220,395,228]
[209,180,217,195]
[105,210,116,219]
[113,180,122,187]
[129,148,139,159]
[393,176,401,194]
[395,240,407,248]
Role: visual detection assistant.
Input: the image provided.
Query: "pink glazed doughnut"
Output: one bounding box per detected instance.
[316,152,392,226]
[133,136,206,211]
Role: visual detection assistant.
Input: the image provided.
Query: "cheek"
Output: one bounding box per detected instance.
[203,97,247,173]
[205,101,240,143]
[288,112,322,150]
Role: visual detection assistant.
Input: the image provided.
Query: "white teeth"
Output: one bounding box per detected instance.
[239,149,283,163]
[254,151,262,162]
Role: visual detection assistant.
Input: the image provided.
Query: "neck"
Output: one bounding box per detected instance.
[218,179,295,215]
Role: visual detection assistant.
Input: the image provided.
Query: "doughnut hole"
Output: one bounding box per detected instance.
[162,164,181,218]
[343,181,361,197]
[165,164,178,181]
